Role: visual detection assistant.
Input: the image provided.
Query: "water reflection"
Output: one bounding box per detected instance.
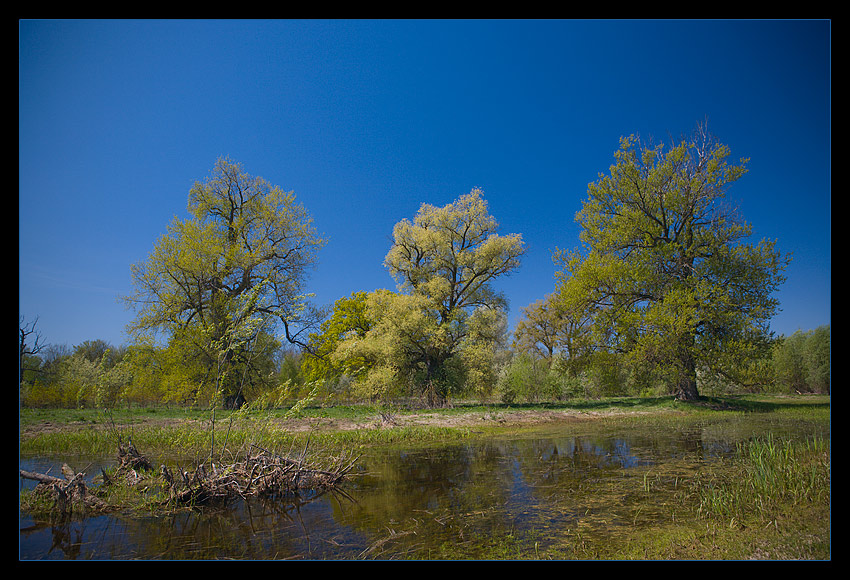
[19,420,822,560]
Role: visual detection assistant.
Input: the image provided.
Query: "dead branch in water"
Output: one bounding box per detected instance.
[159,441,360,507]
[21,439,360,516]
[19,463,109,519]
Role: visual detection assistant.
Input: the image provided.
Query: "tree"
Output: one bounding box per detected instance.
[337,189,525,405]
[555,124,790,400]
[513,293,592,373]
[124,157,326,406]
[19,316,45,384]
[803,325,831,394]
[301,291,374,384]
[772,326,830,394]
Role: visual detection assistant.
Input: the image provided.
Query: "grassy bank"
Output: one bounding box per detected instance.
[20,395,830,560]
[20,394,830,457]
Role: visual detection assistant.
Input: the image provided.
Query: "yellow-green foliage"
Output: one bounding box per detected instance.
[554,127,790,399]
[329,190,524,404]
[123,157,325,404]
[301,291,374,384]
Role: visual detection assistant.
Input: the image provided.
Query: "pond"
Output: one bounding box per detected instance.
[19,414,828,560]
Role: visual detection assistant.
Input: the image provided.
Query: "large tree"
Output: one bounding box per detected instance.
[124,157,325,406]
[337,189,524,405]
[555,125,789,400]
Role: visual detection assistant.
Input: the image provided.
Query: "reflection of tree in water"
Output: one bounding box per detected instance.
[20,426,760,560]
[20,515,125,560]
[48,522,84,559]
[120,490,359,559]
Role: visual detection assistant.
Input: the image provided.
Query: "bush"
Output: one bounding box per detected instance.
[496,352,564,404]
[772,326,830,394]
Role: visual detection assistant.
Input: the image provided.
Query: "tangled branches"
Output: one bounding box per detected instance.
[19,463,109,521]
[161,443,359,506]
[21,439,359,517]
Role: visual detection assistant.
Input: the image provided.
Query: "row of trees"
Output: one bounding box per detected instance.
[20,123,828,409]
[18,316,830,409]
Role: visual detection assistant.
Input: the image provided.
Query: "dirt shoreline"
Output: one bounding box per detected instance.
[299,407,646,432]
[21,407,654,438]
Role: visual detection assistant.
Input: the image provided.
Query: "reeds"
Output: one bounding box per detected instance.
[696,434,830,523]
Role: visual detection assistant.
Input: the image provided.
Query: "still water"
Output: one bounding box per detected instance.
[19,416,826,560]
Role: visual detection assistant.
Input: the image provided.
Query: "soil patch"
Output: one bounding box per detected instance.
[21,408,638,438]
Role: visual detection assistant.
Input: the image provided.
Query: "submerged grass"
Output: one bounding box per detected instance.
[543,432,831,560]
[20,395,830,560]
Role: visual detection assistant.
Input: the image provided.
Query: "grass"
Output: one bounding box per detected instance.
[695,434,830,522]
[19,394,830,560]
[19,394,830,456]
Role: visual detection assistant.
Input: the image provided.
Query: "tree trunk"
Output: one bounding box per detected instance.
[224,392,246,409]
[674,344,700,401]
[675,371,700,401]
[422,354,449,408]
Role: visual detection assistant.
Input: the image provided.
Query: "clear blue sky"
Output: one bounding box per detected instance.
[19,19,831,350]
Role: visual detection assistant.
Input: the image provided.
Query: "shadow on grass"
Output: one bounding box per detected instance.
[680,395,830,413]
[449,394,830,415]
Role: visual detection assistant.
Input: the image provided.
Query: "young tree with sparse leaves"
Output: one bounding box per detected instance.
[19,316,45,385]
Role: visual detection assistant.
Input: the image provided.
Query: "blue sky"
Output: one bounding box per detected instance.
[19,19,831,350]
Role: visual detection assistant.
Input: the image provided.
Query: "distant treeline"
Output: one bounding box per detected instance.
[18,325,829,409]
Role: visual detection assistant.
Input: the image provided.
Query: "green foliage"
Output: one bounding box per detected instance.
[554,125,790,400]
[771,326,830,394]
[496,352,561,404]
[330,190,523,406]
[123,157,325,406]
[21,136,819,411]
[20,343,131,409]
[513,293,594,377]
[301,291,373,386]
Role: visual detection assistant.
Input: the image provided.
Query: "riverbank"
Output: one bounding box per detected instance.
[20,394,831,561]
[21,393,827,435]
[20,394,829,457]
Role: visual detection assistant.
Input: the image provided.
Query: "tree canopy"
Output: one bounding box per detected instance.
[22,128,822,409]
[513,293,592,373]
[124,157,325,405]
[555,125,790,400]
[333,189,523,405]
[301,291,374,385]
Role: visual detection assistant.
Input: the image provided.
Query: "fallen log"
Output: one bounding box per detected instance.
[20,465,110,515]
[19,469,67,486]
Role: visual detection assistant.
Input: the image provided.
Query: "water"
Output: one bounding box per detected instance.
[19,416,826,560]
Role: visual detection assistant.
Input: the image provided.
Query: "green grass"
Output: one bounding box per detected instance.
[20,394,830,456]
[695,434,830,522]
[19,394,830,560]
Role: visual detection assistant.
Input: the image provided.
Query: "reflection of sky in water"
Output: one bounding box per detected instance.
[21,422,795,560]
[19,456,116,491]
[536,437,645,469]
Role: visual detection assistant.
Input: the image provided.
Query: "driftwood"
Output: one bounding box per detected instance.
[159,443,360,507]
[118,437,152,472]
[19,463,109,517]
[21,439,360,516]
